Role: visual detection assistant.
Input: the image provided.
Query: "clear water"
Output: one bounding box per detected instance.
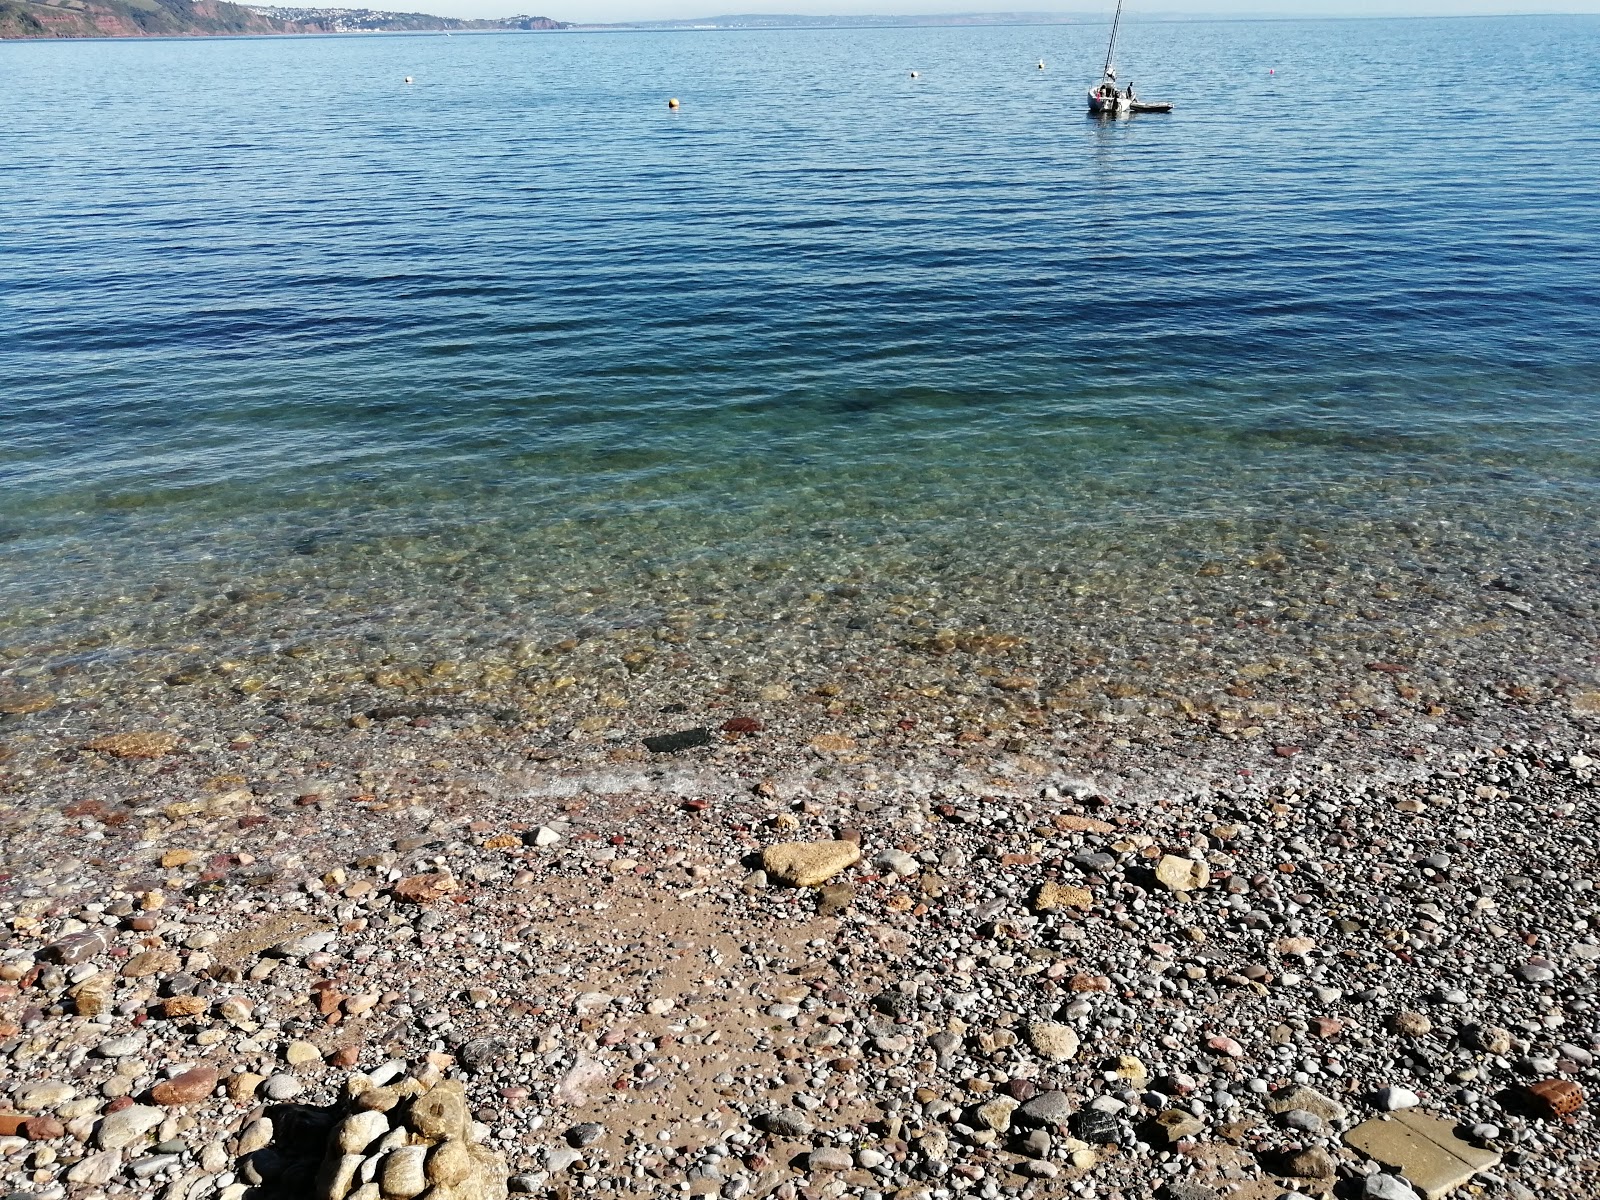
[2,17,1598,726]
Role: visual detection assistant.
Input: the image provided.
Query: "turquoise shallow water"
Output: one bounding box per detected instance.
[1,16,1598,712]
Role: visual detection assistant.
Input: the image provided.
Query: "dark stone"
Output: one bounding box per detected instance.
[457,1037,508,1074]
[643,728,712,754]
[1015,1091,1073,1126]
[872,991,916,1022]
[1072,1109,1122,1145]
[160,973,200,998]
[42,930,109,965]
[754,1107,812,1137]
[367,703,462,721]
[567,1122,605,1148]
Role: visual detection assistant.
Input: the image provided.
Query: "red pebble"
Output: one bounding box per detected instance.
[21,1116,62,1141]
[150,1067,217,1107]
[1206,1035,1245,1059]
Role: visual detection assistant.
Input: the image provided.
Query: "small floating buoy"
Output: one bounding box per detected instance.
[403,76,413,84]
[1038,60,1046,70]
[667,97,680,109]
[909,70,919,78]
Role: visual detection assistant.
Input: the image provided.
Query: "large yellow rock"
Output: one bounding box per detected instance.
[1154,854,1210,893]
[408,1079,467,1142]
[762,841,861,887]
[87,732,179,759]
[1033,882,1092,913]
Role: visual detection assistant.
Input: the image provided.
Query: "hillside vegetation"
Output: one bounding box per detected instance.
[0,0,565,37]
[0,0,298,36]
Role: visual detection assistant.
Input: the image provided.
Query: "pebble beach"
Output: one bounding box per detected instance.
[5,12,1600,1200]
[0,586,1595,1200]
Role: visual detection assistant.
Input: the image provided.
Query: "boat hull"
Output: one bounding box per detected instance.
[1087,90,1128,116]
[1087,89,1173,116]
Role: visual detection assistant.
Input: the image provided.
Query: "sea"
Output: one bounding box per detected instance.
[2,16,1598,735]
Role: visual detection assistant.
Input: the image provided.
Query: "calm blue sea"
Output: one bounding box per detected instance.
[1,16,1598,703]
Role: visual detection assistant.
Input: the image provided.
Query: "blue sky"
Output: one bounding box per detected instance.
[450,0,1600,23]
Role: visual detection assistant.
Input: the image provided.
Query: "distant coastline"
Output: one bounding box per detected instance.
[0,0,564,39]
[5,4,1591,40]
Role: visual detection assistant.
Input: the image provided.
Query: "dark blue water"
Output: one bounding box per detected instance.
[2,17,1598,704]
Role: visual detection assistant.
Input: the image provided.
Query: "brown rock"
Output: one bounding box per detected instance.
[409,1080,468,1141]
[1032,882,1092,913]
[1462,1024,1513,1055]
[0,1115,24,1137]
[1052,815,1114,834]
[1282,1146,1336,1180]
[426,1139,473,1186]
[22,1115,64,1141]
[808,733,856,752]
[1154,855,1211,893]
[1387,1011,1433,1038]
[379,1144,429,1197]
[1025,1022,1080,1063]
[226,1072,265,1104]
[159,995,210,1020]
[1521,1079,1584,1119]
[392,872,459,905]
[761,840,861,887]
[150,1067,217,1107]
[86,732,180,759]
[70,975,115,1017]
[0,693,54,715]
[122,949,181,979]
[1148,1108,1203,1146]
[353,1085,401,1113]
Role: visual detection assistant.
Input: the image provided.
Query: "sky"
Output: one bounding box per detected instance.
[441,0,1600,25]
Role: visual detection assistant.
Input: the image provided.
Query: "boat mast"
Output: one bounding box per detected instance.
[1101,0,1124,81]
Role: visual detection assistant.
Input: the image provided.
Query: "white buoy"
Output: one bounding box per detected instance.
[667,97,680,109]
[910,70,919,78]
[1038,60,1046,69]
[403,76,413,84]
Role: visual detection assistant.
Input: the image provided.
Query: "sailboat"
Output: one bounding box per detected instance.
[1086,0,1173,116]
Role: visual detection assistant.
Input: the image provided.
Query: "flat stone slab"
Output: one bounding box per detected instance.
[1344,1110,1501,1200]
[761,840,861,887]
